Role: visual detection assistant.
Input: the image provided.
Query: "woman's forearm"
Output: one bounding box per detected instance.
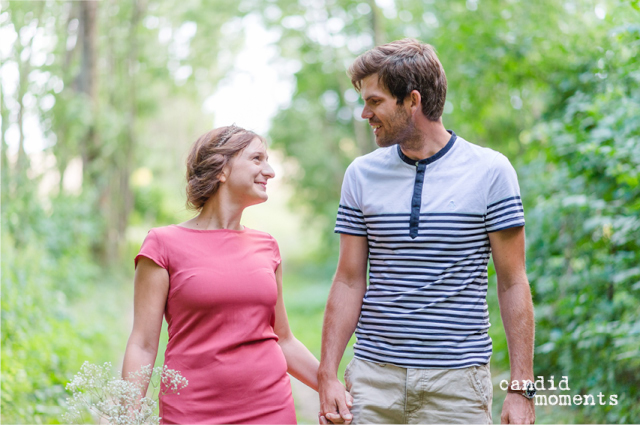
[122,339,159,394]
[279,337,320,391]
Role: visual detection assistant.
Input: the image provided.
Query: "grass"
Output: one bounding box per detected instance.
[283,263,356,381]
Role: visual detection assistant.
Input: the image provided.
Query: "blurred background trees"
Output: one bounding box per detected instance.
[1,0,638,423]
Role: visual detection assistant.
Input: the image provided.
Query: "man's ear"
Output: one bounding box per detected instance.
[407,90,422,115]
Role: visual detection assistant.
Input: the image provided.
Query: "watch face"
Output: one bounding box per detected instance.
[524,382,537,398]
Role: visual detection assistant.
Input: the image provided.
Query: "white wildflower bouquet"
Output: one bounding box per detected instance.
[63,362,188,425]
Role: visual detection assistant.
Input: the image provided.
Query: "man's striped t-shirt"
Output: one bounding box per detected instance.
[334,131,525,369]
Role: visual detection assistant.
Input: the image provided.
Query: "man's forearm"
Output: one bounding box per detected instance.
[498,279,535,381]
[319,279,365,380]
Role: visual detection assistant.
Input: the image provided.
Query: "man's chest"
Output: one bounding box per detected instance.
[359,166,489,218]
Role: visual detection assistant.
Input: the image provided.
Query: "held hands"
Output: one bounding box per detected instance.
[501,392,535,424]
[318,391,353,424]
[318,378,353,424]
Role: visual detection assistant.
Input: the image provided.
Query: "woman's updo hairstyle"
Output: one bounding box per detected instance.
[186,125,262,211]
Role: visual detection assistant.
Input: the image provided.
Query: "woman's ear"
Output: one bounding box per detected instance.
[218,162,230,183]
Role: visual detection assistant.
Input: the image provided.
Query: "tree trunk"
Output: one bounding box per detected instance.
[77,0,105,261]
[56,3,80,194]
[78,0,99,186]
[13,3,44,188]
[1,76,10,196]
[369,0,385,46]
[111,0,145,260]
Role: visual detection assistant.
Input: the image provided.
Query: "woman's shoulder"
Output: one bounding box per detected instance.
[142,224,189,244]
[146,224,178,236]
[244,227,277,242]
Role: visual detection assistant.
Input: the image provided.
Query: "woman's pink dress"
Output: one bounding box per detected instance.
[135,225,297,424]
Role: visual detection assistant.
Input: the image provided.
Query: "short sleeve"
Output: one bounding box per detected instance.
[485,153,525,233]
[134,229,168,269]
[334,162,367,237]
[271,236,282,270]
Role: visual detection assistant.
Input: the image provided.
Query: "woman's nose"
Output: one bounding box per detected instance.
[263,163,276,179]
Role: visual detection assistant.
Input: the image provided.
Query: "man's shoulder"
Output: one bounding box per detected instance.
[352,146,393,165]
[346,146,397,176]
[454,136,503,164]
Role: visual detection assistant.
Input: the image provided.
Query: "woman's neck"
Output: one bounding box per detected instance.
[184,193,245,231]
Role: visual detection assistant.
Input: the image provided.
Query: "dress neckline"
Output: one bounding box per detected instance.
[171,224,247,233]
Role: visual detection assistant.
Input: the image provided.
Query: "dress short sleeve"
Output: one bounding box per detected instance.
[334,161,367,237]
[135,229,168,269]
[271,236,282,270]
[485,153,525,233]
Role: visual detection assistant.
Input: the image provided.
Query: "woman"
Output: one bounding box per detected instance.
[122,125,351,424]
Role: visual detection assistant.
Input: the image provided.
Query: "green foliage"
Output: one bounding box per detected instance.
[521,22,640,423]
[1,232,103,422]
[1,185,127,423]
[282,264,356,380]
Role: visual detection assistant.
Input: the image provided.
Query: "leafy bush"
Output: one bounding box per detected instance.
[1,192,124,423]
[521,24,640,423]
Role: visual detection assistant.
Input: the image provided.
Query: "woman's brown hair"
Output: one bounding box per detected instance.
[185,125,263,211]
[348,38,447,122]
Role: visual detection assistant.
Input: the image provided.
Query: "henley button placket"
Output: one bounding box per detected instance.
[397,130,458,240]
[409,162,427,239]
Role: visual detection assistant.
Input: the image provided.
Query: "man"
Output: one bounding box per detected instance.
[318,39,536,424]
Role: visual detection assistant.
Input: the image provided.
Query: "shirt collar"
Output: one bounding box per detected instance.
[397,130,457,166]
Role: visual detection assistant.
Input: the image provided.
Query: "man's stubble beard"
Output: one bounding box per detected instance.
[376,106,422,149]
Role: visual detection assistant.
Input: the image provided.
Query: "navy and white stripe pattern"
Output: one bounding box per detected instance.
[335,205,367,236]
[485,196,525,232]
[335,133,525,369]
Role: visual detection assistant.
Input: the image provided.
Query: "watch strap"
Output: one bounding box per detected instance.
[508,383,536,399]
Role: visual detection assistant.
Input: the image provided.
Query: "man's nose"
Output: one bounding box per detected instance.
[361,105,373,119]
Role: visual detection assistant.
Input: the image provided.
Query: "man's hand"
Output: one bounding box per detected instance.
[318,390,353,424]
[319,378,353,424]
[501,393,535,424]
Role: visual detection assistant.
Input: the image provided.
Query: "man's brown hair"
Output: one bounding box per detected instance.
[348,38,447,121]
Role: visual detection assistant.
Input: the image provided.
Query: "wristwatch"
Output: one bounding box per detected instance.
[508,381,536,400]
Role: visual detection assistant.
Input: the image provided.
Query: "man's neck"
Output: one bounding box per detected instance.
[399,120,451,161]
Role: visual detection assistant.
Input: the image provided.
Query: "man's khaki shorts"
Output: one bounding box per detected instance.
[344,357,493,424]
